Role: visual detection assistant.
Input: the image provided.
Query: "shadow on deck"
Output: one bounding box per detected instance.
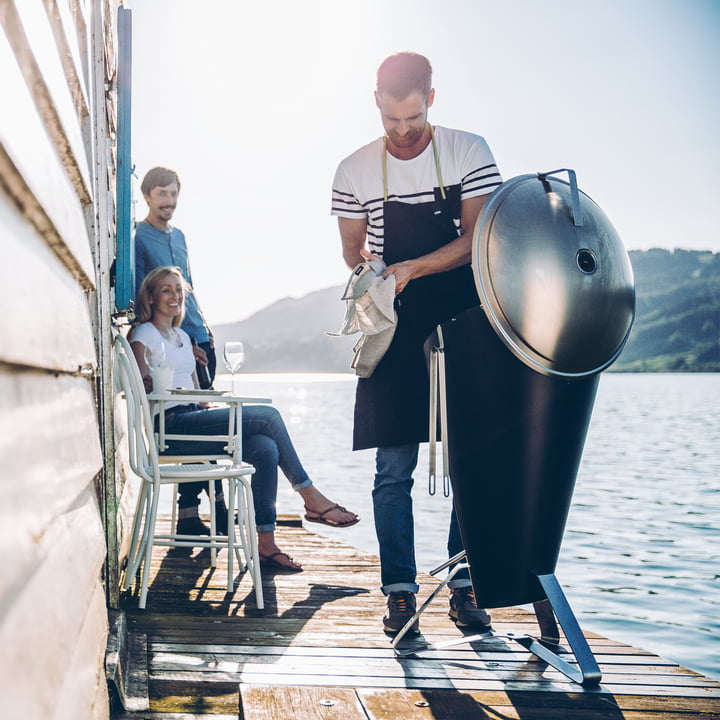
[110,515,720,719]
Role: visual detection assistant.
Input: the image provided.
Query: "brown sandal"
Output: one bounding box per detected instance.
[304,503,360,528]
[259,551,303,572]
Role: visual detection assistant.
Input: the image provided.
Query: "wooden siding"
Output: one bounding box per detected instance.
[0,1,119,718]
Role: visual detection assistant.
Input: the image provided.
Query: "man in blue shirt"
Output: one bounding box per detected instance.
[134,166,215,387]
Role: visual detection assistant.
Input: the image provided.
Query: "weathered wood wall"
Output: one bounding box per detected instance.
[0,1,119,718]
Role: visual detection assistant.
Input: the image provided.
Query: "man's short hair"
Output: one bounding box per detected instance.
[376,52,433,100]
[140,166,181,196]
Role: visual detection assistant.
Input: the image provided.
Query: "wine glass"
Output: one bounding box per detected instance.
[143,342,171,390]
[144,341,166,370]
[223,341,245,394]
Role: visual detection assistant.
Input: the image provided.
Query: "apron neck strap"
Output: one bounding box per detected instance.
[383,125,446,203]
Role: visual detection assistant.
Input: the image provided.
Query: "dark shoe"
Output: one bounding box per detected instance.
[449,586,491,629]
[383,591,419,635]
[214,500,229,535]
[176,516,210,536]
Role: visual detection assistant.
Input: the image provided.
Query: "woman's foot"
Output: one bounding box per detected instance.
[299,486,359,528]
[259,551,303,572]
[304,504,360,528]
[258,532,303,572]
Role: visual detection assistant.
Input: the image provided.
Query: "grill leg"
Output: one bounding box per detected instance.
[392,558,602,687]
[508,573,602,686]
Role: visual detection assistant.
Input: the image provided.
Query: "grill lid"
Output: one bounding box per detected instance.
[472,169,635,377]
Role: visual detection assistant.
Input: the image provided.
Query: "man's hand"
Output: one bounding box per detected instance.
[361,248,415,294]
[192,343,209,366]
[381,260,417,294]
[142,374,153,393]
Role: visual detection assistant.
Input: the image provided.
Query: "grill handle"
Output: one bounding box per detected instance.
[538,168,584,227]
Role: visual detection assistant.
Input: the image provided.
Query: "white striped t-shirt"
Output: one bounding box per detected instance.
[331,126,502,258]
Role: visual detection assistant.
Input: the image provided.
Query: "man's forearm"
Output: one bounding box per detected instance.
[407,234,472,276]
[383,234,472,293]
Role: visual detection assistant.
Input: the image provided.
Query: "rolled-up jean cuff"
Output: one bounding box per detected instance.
[381,582,419,595]
[447,577,473,590]
[292,479,313,491]
[257,524,276,534]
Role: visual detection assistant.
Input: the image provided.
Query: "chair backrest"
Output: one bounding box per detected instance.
[113,332,160,482]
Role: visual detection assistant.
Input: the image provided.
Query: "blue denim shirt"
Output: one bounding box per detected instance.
[134,220,210,343]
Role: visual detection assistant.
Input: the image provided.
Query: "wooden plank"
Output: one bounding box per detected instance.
[53,581,110,720]
[240,685,366,720]
[356,687,720,720]
[8,0,92,201]
[0,191,96,371]
[205,670,720,696]
[87,0,121,611]
[147,648,707,682]
[148,663,718,694]
[462,689,720,716]
[113,714,238,720]
[147,643,678,667]
[43,0,91,121]
[359,687,500,720]
[0,371,103,602]
[0,23,94,287]
[0,491,106,719]
[150,678,240,715]
[126,632,151,712]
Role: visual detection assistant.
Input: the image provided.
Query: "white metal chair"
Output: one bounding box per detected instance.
[113,333,264,609]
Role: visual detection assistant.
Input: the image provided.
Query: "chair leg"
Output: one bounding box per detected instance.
[226,479,236,593]
[233,482,251,573]
[171,484,178,534]
[238,477,264,610]
[122,481,151,592]
[233,500,247,575]
[138,482,162,609]
[208,481,217,567]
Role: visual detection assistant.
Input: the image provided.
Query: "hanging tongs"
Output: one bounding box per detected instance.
[428,325,451,497]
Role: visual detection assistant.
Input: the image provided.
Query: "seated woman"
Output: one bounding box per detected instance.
[129,266,359,572]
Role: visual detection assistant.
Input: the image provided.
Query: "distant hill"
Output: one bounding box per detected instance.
[213,286,356,372]
[613,249,719,372]
[213,249,719,373]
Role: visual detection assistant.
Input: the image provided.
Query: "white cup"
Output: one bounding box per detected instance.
[150,365,175,391]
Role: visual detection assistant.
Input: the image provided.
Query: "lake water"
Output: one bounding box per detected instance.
[187,372,719,681]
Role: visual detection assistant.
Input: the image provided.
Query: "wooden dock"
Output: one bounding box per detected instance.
[113,515,720,719]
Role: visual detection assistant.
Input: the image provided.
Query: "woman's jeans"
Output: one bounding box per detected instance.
[160,404,312,532]
[374,444,470,595]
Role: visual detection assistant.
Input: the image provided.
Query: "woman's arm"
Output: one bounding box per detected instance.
[130,340,153,393]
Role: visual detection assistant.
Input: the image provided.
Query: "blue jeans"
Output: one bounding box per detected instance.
[161,404,312,532]
[374,444,470,595]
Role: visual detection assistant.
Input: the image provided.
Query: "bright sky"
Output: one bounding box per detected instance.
[122,0,719,325]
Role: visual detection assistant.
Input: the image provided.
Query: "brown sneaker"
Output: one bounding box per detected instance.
[449,586,491,629]
[383,591,420,635]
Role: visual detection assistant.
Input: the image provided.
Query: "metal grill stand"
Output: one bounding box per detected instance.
[391,552,601,687]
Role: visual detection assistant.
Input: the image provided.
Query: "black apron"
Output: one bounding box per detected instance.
[352,181,480,450]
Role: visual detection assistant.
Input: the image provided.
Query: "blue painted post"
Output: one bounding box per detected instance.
[115,6,133,315]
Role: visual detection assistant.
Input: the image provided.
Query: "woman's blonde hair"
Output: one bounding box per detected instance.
[135,266,187,326]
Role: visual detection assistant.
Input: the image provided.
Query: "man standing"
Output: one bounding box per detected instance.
[134,166,215,388]
[331,53,503,634]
